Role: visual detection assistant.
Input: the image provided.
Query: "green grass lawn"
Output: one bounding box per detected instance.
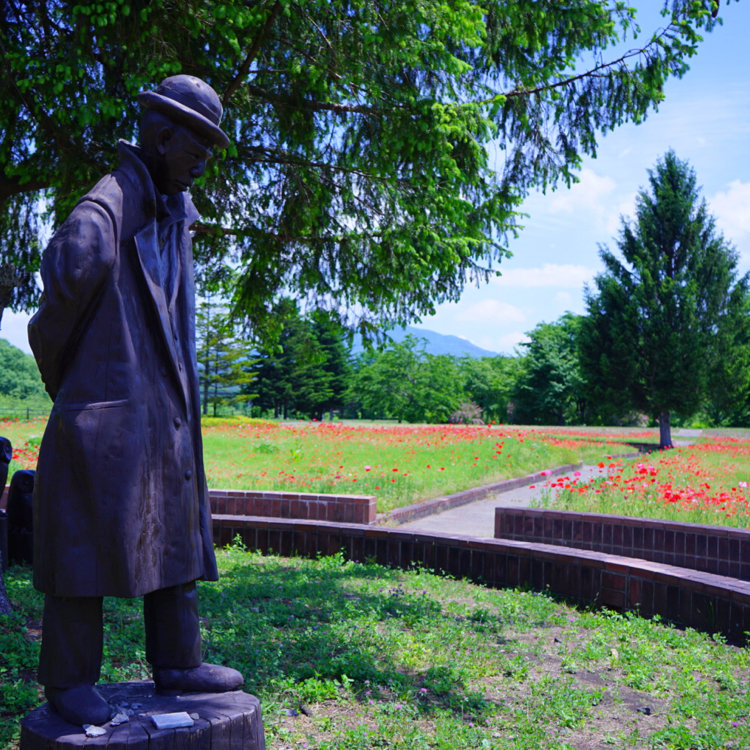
[3,419,750,747]
[2,546,749,749]
[200,421,643,513]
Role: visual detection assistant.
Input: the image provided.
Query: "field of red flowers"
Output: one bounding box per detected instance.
[199,420,643,512]
[4,416,750,523]
[536,436,750,527]
[3,417,628,513]
[0,415,45,471]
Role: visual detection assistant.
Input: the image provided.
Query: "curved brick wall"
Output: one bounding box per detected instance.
[494,507,750,580]
[2,484,377,524]
[8,479,748,643]
[209,488,376,525]
[211,514,750,645]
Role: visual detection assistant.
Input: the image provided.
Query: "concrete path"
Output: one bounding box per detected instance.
[398,429,702,539]
[397,463,606,538]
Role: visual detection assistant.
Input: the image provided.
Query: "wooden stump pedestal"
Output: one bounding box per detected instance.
[20,682,265,749]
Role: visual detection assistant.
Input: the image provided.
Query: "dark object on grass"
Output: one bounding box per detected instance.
[0,559,9,614]
[0,436,11,490]
[0,509,9,614]
[7,469,34,566]
[0,509,7,574]
[0,435,8,609]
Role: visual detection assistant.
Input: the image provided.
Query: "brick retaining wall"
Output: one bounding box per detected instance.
[208,488,376,525]
[494,507,750,580]
[9,478,750,641]
[1,483,377,523]
[212,514,750,644]
[3,484,377,524]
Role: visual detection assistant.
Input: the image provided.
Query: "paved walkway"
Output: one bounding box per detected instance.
[398,463,605,538]
[398,429,702,538]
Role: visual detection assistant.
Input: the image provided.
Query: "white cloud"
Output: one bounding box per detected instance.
[457,299,525,324]
[498,331,529,353]
[470,333,499,350]
[0,310,32,354]
[548,168,617,214]
[710,180,750,243]
[492,263,595,288]
[471,330,530,355]
[604,196,637,236]
[555,291,572,305]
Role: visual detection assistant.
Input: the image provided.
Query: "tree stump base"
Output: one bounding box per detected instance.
[20,681,265,749]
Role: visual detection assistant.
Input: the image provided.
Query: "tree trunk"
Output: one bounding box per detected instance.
[658,410,673,449]
[201,358,209,416]
[0,265,17,327]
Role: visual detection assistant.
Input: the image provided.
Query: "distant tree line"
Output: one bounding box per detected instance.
[0,338,50,416]
[239,152,750,445]
[249,317,524,425]
[238,296,750,438]
[3,153,746,443]
[6,297,748,431]
[4,298,749,433]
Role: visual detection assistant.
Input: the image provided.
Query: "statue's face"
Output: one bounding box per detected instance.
[153,124,213,195]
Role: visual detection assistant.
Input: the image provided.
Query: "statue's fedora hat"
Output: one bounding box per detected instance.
[138,75,230,149]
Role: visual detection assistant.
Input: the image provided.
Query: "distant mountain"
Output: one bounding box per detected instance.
[353,326,499,359]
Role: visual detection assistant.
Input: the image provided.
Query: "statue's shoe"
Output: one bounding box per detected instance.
[153,662,244,694]
[45,684,111,726]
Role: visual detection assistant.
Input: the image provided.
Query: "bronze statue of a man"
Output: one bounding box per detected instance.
[28,75,242,726]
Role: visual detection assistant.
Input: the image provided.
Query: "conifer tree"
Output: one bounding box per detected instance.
[581,151,750,448]
[251,300,351,419]
[0,1,725,333]
[196,297,256,416]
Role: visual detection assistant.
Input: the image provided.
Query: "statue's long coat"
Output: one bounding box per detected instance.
[28,142,218,598]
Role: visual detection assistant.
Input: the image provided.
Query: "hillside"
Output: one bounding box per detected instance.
[353,326,499,358]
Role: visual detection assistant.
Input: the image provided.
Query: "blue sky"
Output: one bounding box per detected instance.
[2,2,749,356]
[412,0,750,354]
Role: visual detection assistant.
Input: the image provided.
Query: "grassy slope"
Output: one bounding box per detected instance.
[2,548,749,749]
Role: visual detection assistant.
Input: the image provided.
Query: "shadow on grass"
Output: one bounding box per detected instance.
[198,547,501,720]
[1,546,548,745]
